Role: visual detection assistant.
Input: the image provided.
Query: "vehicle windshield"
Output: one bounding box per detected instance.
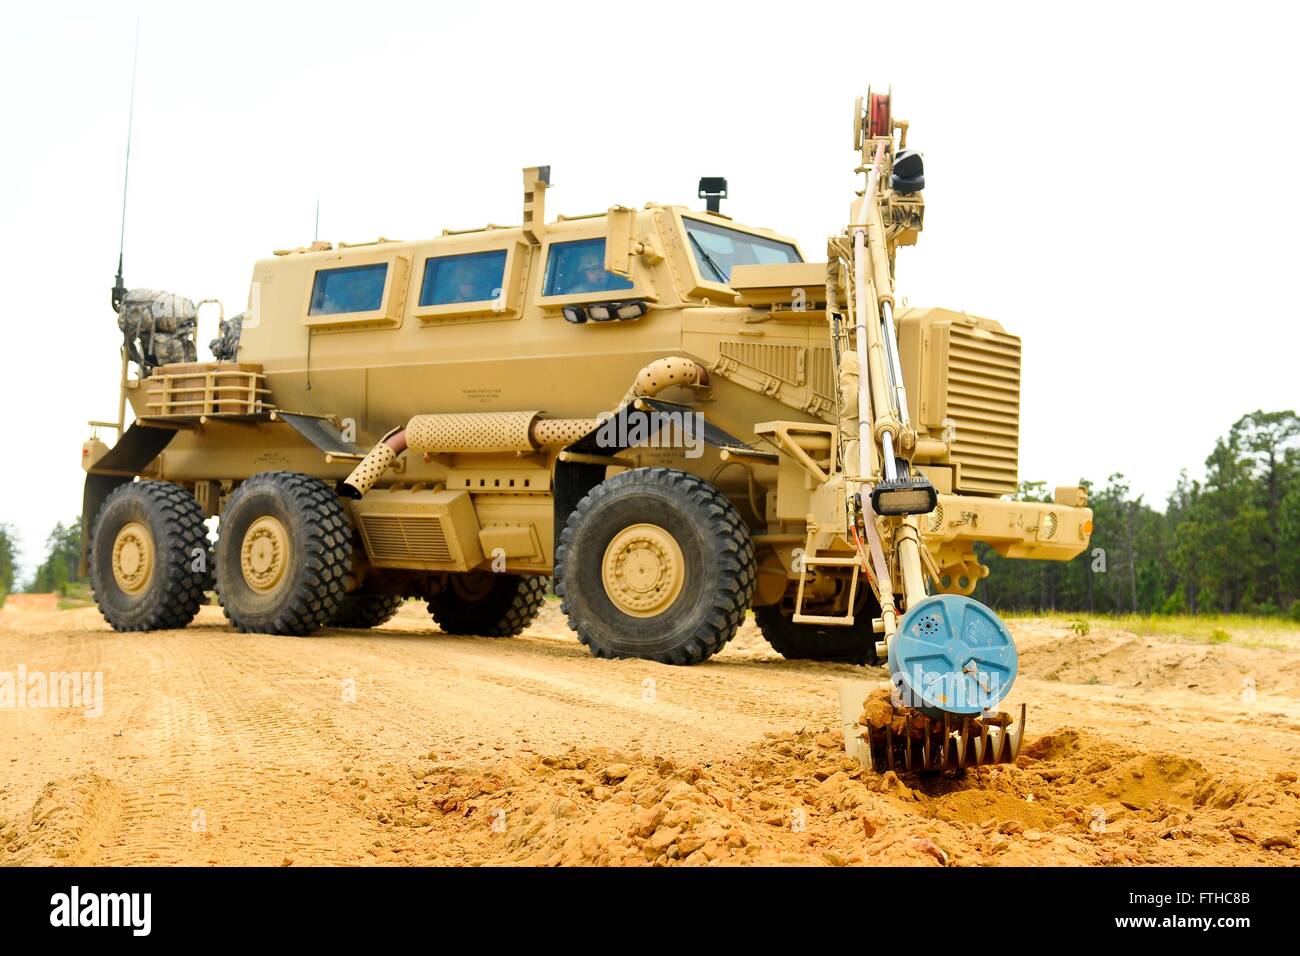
[683,217,801,284]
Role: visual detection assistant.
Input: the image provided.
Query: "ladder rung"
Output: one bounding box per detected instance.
[800,555,861,567]
[793,612,857,626]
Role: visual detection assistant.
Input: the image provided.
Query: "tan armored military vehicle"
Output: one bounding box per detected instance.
[84,92,1091,768]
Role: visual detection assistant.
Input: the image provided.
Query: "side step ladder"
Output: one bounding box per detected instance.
[791,528,862,626]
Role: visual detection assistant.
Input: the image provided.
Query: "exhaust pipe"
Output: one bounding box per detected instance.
[342,357,709,498]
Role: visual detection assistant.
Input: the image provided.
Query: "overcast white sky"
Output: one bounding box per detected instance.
[1,1,1296,578]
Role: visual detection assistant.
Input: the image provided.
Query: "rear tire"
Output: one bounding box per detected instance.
[754,604,880,665]
[330,593,404,629]
[215,472,352,635]
[89,481,209,631]
[556,468,755,665]
[428,572,547,637]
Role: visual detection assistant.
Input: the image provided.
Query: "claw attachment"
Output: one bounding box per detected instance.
[839,594,1025,772]
[839,680,1026,772]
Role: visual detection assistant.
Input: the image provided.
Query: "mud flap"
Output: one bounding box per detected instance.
[78,422,180,575]
[566,398,755,458]
[275,411,366,459]
[554,400,769,555]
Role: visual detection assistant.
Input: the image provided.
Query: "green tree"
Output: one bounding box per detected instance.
[29,518,84,595]
[0,523,17,601]
[1231,411,1299,610]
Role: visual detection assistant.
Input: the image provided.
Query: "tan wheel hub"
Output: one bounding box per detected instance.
[601,523,685,618]
[111,521,155,595]
[241,515,289,594]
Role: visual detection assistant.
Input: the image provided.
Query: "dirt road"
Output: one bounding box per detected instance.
[2,600,1298,866]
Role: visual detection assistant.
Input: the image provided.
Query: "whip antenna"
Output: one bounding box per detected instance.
[112,18,140,311]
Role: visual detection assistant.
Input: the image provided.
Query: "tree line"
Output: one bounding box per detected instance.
[977,410,1300,618]
[0,519,84,603]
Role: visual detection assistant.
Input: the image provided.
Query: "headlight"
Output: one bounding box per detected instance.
[870,476,938,516]
[615,300,647,321]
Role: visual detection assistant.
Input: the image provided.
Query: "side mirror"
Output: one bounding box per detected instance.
[604,205,635,279]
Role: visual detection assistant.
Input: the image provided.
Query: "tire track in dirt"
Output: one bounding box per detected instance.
[3,603,1298,865]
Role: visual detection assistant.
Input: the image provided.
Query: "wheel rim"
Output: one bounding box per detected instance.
[601,523,685,618]
[111,521,155,594]
[241,515,290,594]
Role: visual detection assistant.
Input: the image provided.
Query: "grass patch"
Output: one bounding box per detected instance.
[56,582,95,610]
[1003,611,1300,650]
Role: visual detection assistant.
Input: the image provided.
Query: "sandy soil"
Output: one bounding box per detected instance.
[1,599,1297,866]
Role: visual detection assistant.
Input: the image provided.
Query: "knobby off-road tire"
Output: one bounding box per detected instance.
[215,471,352,636]
[89,480,210,631]
[329,593,405,629]
[556,468,756,665]
[428,572,547,637]
[754,604,880,665]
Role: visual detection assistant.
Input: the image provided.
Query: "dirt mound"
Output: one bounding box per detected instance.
[1015,623,1300,698]
[1,773,123,865]
[342,727,1300,866]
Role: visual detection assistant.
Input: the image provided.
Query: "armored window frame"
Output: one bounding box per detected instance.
[413,238,530,324]
[303,253,409,331]
[308,263,388,316]
[419,250,508,308]
[540,237,636,300]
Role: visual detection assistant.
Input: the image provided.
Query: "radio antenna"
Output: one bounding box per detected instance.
[112,18,141,311]
[314,198,320,242]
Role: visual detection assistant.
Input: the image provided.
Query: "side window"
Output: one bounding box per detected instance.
[419,250,507,306]
[308,263,388,315]
[543,238,634,296]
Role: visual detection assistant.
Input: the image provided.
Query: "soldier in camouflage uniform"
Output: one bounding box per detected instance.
[209,312,244,362]
[117,289,198,376]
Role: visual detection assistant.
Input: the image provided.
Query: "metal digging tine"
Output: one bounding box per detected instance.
[902,711,913,772]
[1009,703,1027,762]
[941,712,952,770]
[979,720,991,766]
[957,716,970,766]
[885,724,894,771]
[922,717,932,769]
[990,723,1005,765]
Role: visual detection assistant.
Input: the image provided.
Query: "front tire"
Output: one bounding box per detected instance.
[556,468,756,665]
[89,481,209,631]
[215,472,352,635]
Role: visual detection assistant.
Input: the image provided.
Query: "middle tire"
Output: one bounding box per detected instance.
[556,467,756,665]
[754,604,881,665]
[329,593,405,629]
[215,471,353,635]
[427,572,547,637]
